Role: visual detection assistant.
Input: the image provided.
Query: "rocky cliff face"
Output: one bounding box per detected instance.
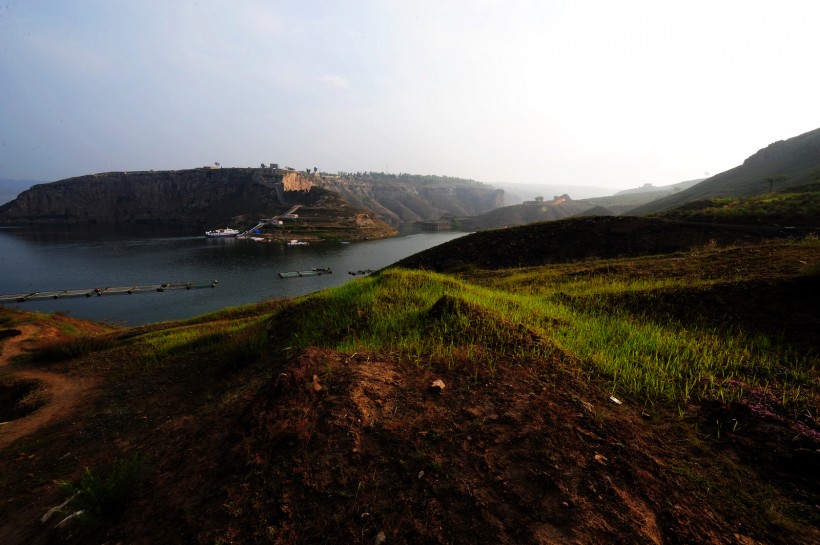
[0,168,505,228]
[317,173,504,226]
[281,171,316,192]
[0,168,295,226]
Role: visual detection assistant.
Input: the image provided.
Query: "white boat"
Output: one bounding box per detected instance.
[287,239,308,246]
[205,228,240,238]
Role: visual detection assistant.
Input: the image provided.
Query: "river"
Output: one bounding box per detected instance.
[0,225,467,325]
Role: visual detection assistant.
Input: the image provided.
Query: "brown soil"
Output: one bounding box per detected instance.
[204,347,815,545]
[0,324,100,449]
[0,335,816,544]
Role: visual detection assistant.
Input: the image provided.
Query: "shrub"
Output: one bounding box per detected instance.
[59,454,143,524]
[32,335,117,362]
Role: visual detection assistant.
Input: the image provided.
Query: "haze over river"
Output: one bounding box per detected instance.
[0,225,466,325]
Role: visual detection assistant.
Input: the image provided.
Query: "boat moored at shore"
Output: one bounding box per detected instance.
[205,228,240,237]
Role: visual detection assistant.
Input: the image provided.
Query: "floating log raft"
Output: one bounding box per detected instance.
[0,281,218,303]
[277,268,332,279]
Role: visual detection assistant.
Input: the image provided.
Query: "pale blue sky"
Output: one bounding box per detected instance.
[1,0,818,190]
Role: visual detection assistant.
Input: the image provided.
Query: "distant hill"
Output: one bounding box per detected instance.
[632,127,820,215]
[457,179,703,231]
[457,196,593,230]
[579,190,689,215]
[395,215,806,272]
[398,180,820,273]
[491,181,614,204]
[614,178,704,196]
[319,172,503,227]
[0,169,504,230]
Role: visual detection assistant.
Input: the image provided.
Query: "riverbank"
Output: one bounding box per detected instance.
[0,227,467,325]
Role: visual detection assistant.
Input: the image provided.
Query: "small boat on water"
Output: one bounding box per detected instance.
[287,239,308,246]
[205,227,240,238]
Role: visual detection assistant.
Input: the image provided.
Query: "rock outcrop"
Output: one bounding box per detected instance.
[316,173,504,227]
[0,168,506,228]
[281,171,316,193]
[0,168,290,226]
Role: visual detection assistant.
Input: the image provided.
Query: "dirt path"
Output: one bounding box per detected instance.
[0,324,97,450]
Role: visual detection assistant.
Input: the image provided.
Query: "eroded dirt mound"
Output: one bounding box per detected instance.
[1,303,817,545]
[2,341,817,545]
[199,347,817,545]
[0,378,46,421]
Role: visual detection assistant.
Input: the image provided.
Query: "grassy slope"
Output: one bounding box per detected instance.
[1,211,819,543]
[632,127,820,215]
[659,184,820,228]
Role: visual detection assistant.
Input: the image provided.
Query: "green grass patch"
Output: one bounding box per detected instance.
[0,309,19,328]
[58,454,143,525]
[662,190,820,222]
[31,335,119,362]
[267,252,817,405]
[178,299,285,326]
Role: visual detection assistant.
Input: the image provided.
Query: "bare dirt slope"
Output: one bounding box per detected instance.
[0,334,817,544]
[199,347,818,545]
[0,324,99,450]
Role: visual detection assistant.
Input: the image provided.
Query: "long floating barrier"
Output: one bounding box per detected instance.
[0,281,218,303]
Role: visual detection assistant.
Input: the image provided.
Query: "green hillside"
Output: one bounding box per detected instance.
[659,183,820,227]
[632,127,820,215]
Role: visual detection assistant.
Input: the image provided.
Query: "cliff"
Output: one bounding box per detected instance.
[0,168,295,226]
[317,172,504,227]
[0,168,504,229]
[0,178,40,206]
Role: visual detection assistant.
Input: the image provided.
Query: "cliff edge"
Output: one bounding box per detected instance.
[0,168,292,226]
[0,168,504,230]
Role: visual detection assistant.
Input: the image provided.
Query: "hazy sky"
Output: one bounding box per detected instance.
[1,1,818,190]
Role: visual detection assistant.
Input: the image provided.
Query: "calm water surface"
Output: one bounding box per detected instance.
[0,225,466,325]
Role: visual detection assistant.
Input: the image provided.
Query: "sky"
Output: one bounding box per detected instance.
[1,0,819,192]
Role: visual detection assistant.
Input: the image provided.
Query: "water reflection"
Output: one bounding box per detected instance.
[0,223,201,244]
